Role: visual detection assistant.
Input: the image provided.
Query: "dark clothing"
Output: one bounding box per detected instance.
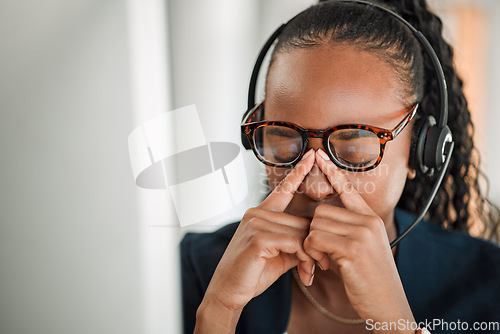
[181,208,500,333]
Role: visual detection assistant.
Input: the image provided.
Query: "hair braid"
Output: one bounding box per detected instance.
[377,0,500,241]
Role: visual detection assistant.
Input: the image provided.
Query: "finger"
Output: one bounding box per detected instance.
[312,206,387,239]
[245,207,311,231]
[302,243,331,275]
[252,230,316,285]
[304,230,353,269]
[309,216,357,237]
[294,249,316,286]
[245,217,309,241]
[298,262,316,287]
[315,149,375,215]
[252,230,312,260]
[245,218,315,272]
[280,255,315,287]
[259,149,315,212]
[251,216,315,285]
[313,204,379,228]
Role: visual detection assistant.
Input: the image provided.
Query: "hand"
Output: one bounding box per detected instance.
[303,149,415,328]
[198,149,316,322]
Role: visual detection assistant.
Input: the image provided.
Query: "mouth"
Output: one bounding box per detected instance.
[285,193,344,220]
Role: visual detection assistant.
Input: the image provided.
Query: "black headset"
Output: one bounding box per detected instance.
[241,0,454,248]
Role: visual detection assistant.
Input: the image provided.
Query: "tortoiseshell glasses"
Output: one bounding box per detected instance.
[241,102,419,172]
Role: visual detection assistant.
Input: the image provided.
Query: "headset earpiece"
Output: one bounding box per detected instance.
[413,115,452,176]
[424,124,452,171]
[413,116,436,175]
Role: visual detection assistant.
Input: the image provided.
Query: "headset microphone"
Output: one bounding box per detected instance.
[242,0,454,248]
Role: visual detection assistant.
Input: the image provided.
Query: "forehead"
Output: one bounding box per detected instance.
[264,44,408,128]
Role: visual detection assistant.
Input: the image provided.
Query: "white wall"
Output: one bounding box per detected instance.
[167,0,263,233]
[0,1,142,333]
[1,1,498,334]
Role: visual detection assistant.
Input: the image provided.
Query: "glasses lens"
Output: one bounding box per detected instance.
[328,129,380,169]
[254,125,303,164]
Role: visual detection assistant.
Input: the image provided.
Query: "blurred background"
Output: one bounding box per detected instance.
[1,0,499,333]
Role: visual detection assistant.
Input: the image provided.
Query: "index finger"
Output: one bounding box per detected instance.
[259,149,315,212]
[315,149,375,215]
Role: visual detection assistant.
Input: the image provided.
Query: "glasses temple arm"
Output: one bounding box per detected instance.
[391,104,419,138]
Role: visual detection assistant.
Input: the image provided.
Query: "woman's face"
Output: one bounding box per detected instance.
[264,44,415,231]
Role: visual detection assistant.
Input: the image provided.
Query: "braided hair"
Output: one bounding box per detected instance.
[266,0,500,242]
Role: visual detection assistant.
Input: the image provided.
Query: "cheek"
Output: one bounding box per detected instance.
[349,135,411,219]
[352,163,407,218]
[265,166,291,191]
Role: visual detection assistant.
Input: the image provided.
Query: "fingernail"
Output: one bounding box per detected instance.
[302,149,314,160]
[311,263,316,276]
[308,274,315,286]
[317,262,326,271]
[317,149,330,161]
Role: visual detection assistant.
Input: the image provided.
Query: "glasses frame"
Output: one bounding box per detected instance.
[241,102,419,172]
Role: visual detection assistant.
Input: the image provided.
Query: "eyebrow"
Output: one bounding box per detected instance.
[265,127,299,138]
[334,129,371,140]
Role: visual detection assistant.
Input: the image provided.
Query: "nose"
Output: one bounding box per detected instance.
[297,139,334,201]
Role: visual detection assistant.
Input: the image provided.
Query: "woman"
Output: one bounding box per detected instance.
[181,0,500,333]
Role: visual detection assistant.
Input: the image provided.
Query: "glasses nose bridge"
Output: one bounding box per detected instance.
[303,130,330,152]
[305,129,328,139]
